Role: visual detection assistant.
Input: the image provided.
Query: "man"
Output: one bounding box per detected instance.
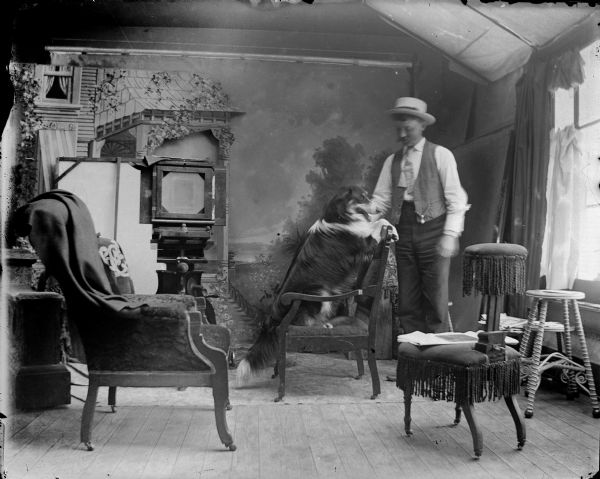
[372,97,469,334]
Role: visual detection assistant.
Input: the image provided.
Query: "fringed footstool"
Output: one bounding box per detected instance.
[396,243,528,458]
[396,342,524,457]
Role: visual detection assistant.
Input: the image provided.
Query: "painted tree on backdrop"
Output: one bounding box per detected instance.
[293,136,365,234]
[238,138,393,314]
[247,136,366,312]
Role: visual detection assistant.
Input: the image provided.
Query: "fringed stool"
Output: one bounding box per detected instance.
[396,243,527,458]
[520,289,600,418]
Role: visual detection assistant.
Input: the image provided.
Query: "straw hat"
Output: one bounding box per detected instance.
[388,97,436,125]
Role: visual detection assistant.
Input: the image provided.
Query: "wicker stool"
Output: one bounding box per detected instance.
[520,289,600,418]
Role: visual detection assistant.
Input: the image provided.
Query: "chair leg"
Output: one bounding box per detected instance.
[212,372,236,451]
[460,399,483,458]
[108,386,117,413]
[504,395,526,450]
[453,404,462,425]
[275,331,287,402]
[81,380,99,451]
[403,382,413,436]
[367,348,381,400]
[354,349,365,379]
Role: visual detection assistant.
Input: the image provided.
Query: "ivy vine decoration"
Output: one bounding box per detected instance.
[145,71,172,100]
[211,127,235,158]
[9,62,42,210]
[88,69,127,114]
[146,72,234,152]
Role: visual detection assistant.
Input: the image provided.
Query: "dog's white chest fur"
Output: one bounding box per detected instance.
[309,218,398,243]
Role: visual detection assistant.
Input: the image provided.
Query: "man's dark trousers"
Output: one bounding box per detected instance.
[395,201,450,334]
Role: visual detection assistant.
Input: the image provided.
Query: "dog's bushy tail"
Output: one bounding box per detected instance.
[236,323,279,385]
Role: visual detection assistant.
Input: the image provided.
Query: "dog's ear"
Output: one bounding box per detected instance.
[323,189,352,224]
[323,196,343,223]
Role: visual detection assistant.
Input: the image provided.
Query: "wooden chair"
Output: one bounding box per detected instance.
[14,190,236,452]
[272,226,393,402]
[396,243,527,457]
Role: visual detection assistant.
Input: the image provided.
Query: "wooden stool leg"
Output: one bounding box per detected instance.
[525,299,548,418]
[460,399,483,458]
[571,300,600,418]
[504,395,526,450]
[561,300,578,399]
[403,383,413,436]
[519,299,538,358]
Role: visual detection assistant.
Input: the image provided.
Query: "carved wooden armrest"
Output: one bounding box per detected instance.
[277,288,374,331]
[280,289,363,306]
[186,315,230,376]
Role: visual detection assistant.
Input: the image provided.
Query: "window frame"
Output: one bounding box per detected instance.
[34,65,82,107]
[566,40,600,291]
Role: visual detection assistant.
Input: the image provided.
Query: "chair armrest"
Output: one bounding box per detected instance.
[280,289,363,306]
[196,321,231,353]
[186,315,230,376]
[277,300,302,331]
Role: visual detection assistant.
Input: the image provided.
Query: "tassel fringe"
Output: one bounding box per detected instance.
[463,254,527,297]
[396,357,521,404]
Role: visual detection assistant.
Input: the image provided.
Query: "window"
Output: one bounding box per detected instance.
[41,66,74,103]
[576,42,600,281]
[554,40,600,282]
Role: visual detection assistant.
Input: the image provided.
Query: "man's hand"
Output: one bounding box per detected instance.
[437,234,459,258]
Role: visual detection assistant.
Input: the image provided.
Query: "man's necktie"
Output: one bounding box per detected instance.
[399,146,415,192]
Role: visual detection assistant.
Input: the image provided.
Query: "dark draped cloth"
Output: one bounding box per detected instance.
[497,50,586,317]
[12,189,145,317]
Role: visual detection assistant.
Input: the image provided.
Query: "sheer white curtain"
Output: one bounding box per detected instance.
[540,125,585,289]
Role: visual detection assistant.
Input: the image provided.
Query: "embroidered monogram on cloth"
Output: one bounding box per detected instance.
[99,240,130,278]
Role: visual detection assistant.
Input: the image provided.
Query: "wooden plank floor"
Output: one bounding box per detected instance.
[4,369,599,479]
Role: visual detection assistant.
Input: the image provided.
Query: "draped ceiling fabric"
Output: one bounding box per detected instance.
[365,0,596,83]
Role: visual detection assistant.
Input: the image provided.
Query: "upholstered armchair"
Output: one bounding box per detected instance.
[13,190,235,452]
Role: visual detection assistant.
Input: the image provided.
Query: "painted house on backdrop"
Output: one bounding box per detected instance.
[23,66,243,294]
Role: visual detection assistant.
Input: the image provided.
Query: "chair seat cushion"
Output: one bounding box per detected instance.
[397,342,520,365]
[396,343,521,404]
[463,243,528,257]
[124,293,198,311]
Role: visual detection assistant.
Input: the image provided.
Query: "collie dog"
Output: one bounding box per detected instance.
[237,185,398,383]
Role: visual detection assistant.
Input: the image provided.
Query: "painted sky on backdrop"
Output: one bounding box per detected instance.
[221,60,409,247]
